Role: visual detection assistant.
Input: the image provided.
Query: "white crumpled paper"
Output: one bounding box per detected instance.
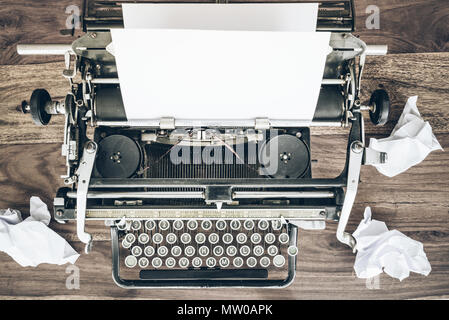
[0,197,79,267]
[368,96,442,177]
[353,207,431,281]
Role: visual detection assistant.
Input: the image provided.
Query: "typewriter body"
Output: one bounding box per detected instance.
[17,0,390,288]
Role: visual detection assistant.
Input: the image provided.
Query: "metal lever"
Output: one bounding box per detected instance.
[75,141,97,254]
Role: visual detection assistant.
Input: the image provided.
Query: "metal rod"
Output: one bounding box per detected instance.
[92,78,344,85]
[233,191,335,199]
[67,191,205,199]
[17,44,73,55]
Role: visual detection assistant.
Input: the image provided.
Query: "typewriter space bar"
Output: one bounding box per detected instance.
[140,269,268,280]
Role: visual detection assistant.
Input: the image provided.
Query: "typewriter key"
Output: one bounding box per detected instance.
[187,220,198,231]
[288,246,298,256]
[208,233,219,244]
[192,257,203,268]
[180,233,191,244]
[171,246,182,257]
[173,220,184,231]
[157,246,169,257]
[125,255,137,268]
[250,233,262,244]
[253,245,264,257]
[179,257,190,268]
[165,257,176,268]
[260,256,271,268]
[271,219,282,231]
[185,245,196,257]
[199,246,210,257]
[145,220,156,231]
[166,233,177,245]
[138,257,149,268]
[138,233,150,245]
[230,219,241,231]
[201,219,212,231]
[131,220,142,231]
[215,219,227,231]
[226,245,237,257]
[236,233,247,244]
[125,233,136,244]
[213,245,224,257]
[131,246,142,257]
[195,233,206,245]
[273,255,286,268]
[267,245,278,257]
[206,257,217,268]
[152,257,163,269]
[152,233,163,244]
[121,238,132,249]
[279,233,289,245]
[264,233,276,245]
[158,220,170,231]
[144,246,155,257]
[243,219,255,231]
[240,245,251,257]
[117,222,126,231]
[258,219,269,231]
[233,257,244,268]
[222,233,233,245]
[219,257,230,268]
[246,257,257,268]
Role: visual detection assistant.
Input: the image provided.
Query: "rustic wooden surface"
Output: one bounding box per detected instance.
[0,0,448,300]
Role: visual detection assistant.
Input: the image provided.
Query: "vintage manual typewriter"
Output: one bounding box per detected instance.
[17,0,390,288]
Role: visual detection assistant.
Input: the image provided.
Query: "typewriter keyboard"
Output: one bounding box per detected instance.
[117,219,297,278]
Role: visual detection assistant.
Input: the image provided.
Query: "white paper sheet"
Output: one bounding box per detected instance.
[353,207,431,281]
[0,197,79,267]
[111,29,331,121]
[122,3,319,32]
[367,96,442,177]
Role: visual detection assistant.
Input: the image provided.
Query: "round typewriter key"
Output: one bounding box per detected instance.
[158,220,170,231]
[222,233,233,245]
[215,219,227,231]
[219,257,230,268]
[117,222,126,231]
[199,246,210,257]
[138,233,150,245]
[121,239,132,249]
[230,219,241,231]
[131,220,142,231]
[145,220,156,231]
[260,256,271,268]
[171,245,182,257]
[258,219,269,231]
[180,233,191,244]
[157,246,169,257]
[192,257,203,268]
[152,233,163,244]
[195,233,206,245]
[201,219,212,231]
[240,245,251,257]
[208,233,219,244]
[125,233,136,244]
[152,257,163,269]
[179,257,189,268]
[279,233,289,245]
[206,257,217,268]
[267,245,278,257]
[271,219,282,230]
[236,233,247,244]
[213,245,224,257]
[138,257,149,268]
[173,219,184,231]
[166,233,177,245]
[250,233,262,244]
[253,245,264,257]
[185,245,196,257]
[144,246,155,257]
[243,219,255,231]
[226,245,237,257]
[246,257,257,268]
[187,219,198,231]
[288,246,299,256]
[273,255,286,268]
[233,257,244,268]
[165,257,176,268]
[264,233,276,245]
[131,246,142,257]
[124,255,137,268]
